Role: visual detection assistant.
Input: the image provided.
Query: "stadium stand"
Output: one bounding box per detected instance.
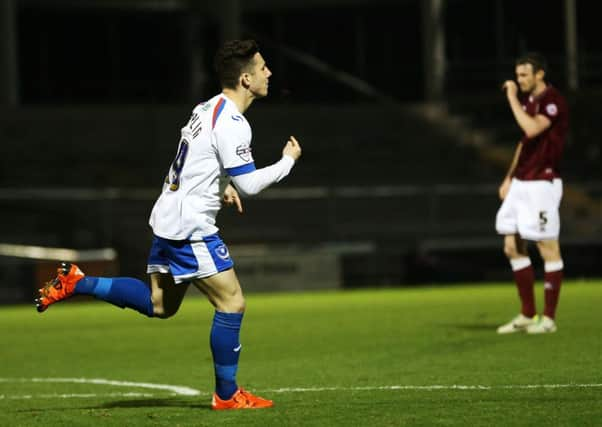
[1,91,600,293]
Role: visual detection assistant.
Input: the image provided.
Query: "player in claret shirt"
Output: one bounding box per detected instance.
[495,53,568,335]
[36,40,302,409]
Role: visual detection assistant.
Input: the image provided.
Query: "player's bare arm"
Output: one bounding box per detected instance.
[498,177,511,201]
[223,184,243,213]
[503,80,551,138]
[498,142,523,200]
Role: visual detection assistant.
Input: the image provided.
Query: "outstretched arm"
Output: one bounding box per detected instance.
[231,136,302,196]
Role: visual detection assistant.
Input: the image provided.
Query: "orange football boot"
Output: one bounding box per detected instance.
[211,388,273,410]
[36,262,85,312]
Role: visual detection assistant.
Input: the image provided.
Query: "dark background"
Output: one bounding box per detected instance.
[15,0,602,104]
[1,0,600,299]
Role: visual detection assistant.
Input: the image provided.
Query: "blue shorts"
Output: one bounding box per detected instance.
[146,234,234,284]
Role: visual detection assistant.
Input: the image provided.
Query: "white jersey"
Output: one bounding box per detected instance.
[149,94,293,240]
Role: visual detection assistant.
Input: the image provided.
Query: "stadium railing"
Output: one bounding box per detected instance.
[1,183,600,301]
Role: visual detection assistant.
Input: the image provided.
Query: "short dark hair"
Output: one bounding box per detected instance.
[214,40,259,89]
[516,52,548,75]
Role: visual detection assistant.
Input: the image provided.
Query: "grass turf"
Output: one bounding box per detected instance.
[1,280,601,426]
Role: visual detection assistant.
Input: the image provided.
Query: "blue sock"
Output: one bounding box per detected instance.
[211,311,244,400]
[74,277,154,317]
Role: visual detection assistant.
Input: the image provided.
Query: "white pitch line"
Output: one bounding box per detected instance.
[0,378,201,396]
[0,392,154,400]
[2,379,601,401]
[264,383,602,393]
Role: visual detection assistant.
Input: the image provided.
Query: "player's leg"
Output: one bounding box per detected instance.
[194,269,244,403]
[149,272,189,318]
[496,234,538,333]
[495,179,541,333]
[36,262,155,316]
[535,240,563,319]
[192,269,272,409]
[72,271,187,318]
[521,179,563,333]
[193,268,245,313]
[36,236,187,317]
[497,179,536,316]
[504,233,537,318]
[526,239,562,333]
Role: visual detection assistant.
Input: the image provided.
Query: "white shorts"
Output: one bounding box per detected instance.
[146,234,234,284]
[495,178,563,241]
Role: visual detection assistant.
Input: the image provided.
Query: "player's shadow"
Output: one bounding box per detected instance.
[442,323,501,331]
[98,398,210,410]
[13,399,210,414]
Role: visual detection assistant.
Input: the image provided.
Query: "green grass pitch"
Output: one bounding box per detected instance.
[1,280,601,426]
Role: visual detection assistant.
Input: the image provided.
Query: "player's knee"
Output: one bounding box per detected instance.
[234,298,246,313]
[151,297,178,319]
[536,241,561,262]
[151,304,172,319]
[503,242,518,259]
[153,307,177,319]
[228,297,246,313]
[220,295,246,313]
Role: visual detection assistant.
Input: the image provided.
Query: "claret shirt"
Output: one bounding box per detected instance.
[515,86,569,181]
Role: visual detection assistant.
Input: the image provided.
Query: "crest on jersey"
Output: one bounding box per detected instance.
[545,103,558,116]
[236,144,252,162]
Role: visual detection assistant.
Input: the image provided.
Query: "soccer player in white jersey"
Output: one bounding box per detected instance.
[36,40,302,409]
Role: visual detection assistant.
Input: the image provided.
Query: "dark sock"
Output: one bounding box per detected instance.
[511,261,536,318]
[75,277,154,317]
[543,266,563,319]
[210,311,244,400]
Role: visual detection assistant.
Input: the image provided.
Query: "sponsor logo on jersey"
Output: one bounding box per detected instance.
[231,114,243,122]
[236,144,252,162]
[545,103,558,116]
[215,244,230,260]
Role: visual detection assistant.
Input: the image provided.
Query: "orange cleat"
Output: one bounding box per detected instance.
[211,388,273,410]
[36,262,85,313]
